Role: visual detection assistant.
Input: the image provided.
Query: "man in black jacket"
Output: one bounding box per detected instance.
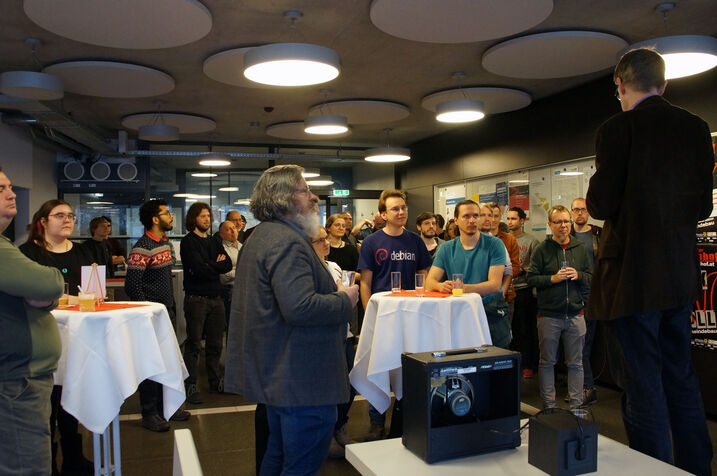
[587,48,713,475]
[180,203,232,404]
[527,205,591,409]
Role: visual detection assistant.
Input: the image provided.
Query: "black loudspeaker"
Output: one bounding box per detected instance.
[401,346,521,463]
[528,410,598,476]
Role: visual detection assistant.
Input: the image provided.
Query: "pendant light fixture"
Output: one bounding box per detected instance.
[365,129,411,163]
[435,72,485,124]
[138,101,179,141]
[304,88,349,134]
[243,11,340,87]
[199,146,231,167]
[0,38,63,100]
[305,176,334,186]
[301,168,320,178]
[624,3,717,80]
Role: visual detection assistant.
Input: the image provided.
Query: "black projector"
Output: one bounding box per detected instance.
[528,410,598,476]
[401,346,521,463]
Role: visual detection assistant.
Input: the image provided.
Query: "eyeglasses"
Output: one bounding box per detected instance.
[49,212,76,222]
[294,186,311,195]
[157,211,174,217]
[614,86,621,101]
[312,237,328,244]
[572,208,587,213]
[550,220,571,225]
[388,205,408,213]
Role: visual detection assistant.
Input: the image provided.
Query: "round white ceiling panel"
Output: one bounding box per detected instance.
[203,47,282,90]
[122,113,216,134]
[421,87,532,115]
[43,61,175,98]
[482,31,628,79]
[370,0,553,43]
[308,100,409,125]
[23,0,212,49]
[266,122,351,140]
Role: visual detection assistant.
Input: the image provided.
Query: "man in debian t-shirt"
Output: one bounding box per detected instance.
[357,188,432,440]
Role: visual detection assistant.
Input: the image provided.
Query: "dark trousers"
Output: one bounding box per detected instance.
[609,304,713,476]
[183,294,225,388]
[511,287,539,369]
[582,319,597,388]
[336,336,357,431]
[51,385,87,473]
[261,405,336,476]
[222,285,233,328]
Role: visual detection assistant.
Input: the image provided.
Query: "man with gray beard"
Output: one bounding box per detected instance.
[225,164,359,475]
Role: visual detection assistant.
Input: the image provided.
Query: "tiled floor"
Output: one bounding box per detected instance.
[71,371,717,476]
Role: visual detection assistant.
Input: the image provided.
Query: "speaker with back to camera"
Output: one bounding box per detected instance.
[401,345,521,463]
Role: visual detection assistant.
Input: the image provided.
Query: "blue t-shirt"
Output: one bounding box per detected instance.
[432,233,507,302]
[358,229,432,294]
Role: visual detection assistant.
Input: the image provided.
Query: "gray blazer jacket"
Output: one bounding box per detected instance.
[224,219,353,406]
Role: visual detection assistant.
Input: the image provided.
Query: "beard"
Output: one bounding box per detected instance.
[292,209,320,237]
[196,222,209,233]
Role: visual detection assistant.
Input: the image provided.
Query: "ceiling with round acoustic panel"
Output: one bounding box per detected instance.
[204,47,283,90]
[121,113,216,134]
[23,0,212,49]
[421,87,532,115]
[482,31,628,79]
[370,0,553,43]
[43,61,175,98]
[308,100,409,125]
[266,121,351,140]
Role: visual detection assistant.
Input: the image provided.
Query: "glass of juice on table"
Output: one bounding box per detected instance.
[58,283,69,307]
[78,292,95,312]
[452,274,464,296]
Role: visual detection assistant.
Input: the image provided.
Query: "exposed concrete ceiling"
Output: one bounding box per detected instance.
[1,0,715,172]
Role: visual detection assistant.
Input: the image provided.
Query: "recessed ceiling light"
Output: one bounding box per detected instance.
[306,176,334,186]
[86,201,113,205]
[302,168,320,178]
[627,35,717,79]
[218,186,239,191]
[191,172,218,177]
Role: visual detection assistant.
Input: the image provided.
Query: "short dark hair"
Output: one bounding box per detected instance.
[453,199,479,218]
[435,213,445,228]
[89,216,110,235]
[378,189,406,213]
[139,199,168,230]
[415,212,435,227]
[614,48,665,92]
[509,206,527,220]
[27,199,72,250]
[185,202,212,232]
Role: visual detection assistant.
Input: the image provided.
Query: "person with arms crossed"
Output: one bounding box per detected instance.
[225,165,358,475]
[587,48,713,475]
[0,167,64,476]
[427,200,511,348]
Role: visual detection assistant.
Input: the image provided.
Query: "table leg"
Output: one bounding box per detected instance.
[92,416,122,476]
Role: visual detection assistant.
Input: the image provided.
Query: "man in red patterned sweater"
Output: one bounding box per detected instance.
[125,199,189,431]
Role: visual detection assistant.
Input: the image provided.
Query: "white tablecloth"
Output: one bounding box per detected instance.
[52,302,188,434]
[349,292,491,414]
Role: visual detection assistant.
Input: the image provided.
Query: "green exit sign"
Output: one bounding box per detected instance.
[332,189,350,197]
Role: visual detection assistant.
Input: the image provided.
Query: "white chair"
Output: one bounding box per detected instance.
[173,429,203,476]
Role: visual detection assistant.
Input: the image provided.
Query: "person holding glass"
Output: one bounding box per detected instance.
[312,225,357,458]
[20,199,94,475]
[526,205,591,410]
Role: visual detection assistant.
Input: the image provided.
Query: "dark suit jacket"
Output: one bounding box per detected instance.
[224,219,352,406]
[586,95,714,320]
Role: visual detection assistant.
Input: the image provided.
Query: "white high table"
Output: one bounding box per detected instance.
[346,420,690,475]
[349,291,491,415]
[52,302,188,476]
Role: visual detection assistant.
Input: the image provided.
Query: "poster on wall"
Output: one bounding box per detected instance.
[443,183,466,219]
[509,183,530,211]
[530,172,550,232]
[496,181,508,206]
[695,244,717,351]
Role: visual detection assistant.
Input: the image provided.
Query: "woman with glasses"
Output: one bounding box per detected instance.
[311,225,357,458]
[325,213,359,280]
[20,199,94,476]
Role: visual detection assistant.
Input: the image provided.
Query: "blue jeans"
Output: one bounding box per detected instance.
[537,314,585,408]
[0,375,54,476]
[261,405,336,476]
[609,305,713,476]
